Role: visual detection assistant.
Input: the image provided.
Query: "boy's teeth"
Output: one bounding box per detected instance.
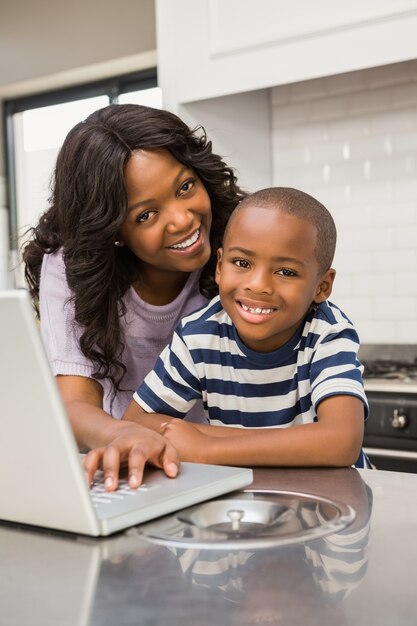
[170,230,199,249]
[241,303,274,314]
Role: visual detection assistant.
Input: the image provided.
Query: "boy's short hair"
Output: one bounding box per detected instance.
[227,187,337,274]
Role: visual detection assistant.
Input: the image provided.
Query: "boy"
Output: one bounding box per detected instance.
[123,187,370,469]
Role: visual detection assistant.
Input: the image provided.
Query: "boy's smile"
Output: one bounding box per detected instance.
[216,205,335,352]
[238,298,278,323]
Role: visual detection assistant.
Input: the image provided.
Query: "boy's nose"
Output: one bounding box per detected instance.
[246,270,273,294]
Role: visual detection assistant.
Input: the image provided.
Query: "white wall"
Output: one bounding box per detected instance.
[271,60,417,344]
[155,0,417,346]
[177,90,272,194]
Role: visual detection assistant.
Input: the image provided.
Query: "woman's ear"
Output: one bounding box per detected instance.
[215,248,223,286]
[313,268,336,303]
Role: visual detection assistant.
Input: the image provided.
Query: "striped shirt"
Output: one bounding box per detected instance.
[135,296,370,468]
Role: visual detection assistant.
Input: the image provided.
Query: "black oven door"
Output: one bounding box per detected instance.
[364,390,417,473]
[363,446,417,473]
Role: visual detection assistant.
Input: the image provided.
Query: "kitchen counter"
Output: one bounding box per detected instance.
[364,379,417,394]
[1,467,416,626]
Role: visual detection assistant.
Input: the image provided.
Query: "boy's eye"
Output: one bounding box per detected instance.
[277,268,297,277]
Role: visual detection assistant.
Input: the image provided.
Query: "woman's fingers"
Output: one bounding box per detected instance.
[82,448,103,487]
[82,423,181,491]
[101,445,121,491]
[160,441,180,478]
[127,444,148,488]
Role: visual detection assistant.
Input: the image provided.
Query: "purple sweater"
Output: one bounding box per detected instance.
[40,249,208,420]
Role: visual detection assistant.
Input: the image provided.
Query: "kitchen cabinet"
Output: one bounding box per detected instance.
[156,0,417,104]
[156,0,417,192]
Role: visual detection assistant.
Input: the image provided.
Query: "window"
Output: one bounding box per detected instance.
[13,96,109,240]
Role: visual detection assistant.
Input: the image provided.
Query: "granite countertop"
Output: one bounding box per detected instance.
[1,467,417,626]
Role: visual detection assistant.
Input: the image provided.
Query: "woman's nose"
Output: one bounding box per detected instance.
[165,203,193,233]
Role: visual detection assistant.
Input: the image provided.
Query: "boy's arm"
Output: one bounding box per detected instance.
[159,395,365,467]
[123,400,255,437]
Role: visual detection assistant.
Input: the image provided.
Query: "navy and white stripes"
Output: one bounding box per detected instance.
[135,296,370,467]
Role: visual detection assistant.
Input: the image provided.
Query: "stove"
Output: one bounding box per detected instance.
[361,350,417,473]
[363,358,417,383]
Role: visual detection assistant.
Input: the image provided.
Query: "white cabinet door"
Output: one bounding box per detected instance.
[156,0,417,105]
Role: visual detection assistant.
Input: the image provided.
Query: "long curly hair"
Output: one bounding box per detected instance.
[23,103,244,393]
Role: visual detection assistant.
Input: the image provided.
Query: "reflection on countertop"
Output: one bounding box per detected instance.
[1,467,417,626]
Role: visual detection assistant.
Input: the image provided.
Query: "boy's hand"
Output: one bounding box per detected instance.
[82,422,180,491]
[160,419,212,463]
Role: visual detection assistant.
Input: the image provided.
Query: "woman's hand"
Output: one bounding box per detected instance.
[55,377,179,490]
[82,421,180,491]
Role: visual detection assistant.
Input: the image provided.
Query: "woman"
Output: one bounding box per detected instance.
[23,103,244,488]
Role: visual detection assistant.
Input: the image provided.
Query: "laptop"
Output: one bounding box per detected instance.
[0,289,253,536]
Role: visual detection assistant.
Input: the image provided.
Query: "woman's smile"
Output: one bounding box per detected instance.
[168,228,202,252]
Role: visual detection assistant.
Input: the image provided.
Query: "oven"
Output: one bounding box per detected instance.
[362,357,417,473]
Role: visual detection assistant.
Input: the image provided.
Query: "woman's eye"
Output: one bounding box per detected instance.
[136,210,155,224]
[233,259,250,268]
[179,179,195,195]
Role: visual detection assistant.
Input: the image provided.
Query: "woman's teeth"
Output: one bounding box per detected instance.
[241,303,275,315]
[170,229,199,249]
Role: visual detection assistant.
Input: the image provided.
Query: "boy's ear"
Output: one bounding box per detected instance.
[313,268,336,303]
[215,248,223,286]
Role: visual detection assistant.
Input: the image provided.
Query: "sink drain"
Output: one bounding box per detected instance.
[177,496,290,538]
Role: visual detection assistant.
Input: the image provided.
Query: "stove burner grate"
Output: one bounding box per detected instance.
[363,359,417,382]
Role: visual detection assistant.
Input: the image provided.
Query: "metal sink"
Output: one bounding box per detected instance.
[137,489,356,550]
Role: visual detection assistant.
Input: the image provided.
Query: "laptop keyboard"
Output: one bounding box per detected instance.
[90,479,159,506]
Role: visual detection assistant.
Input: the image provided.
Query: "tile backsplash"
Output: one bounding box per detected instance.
[271,60,417,344]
